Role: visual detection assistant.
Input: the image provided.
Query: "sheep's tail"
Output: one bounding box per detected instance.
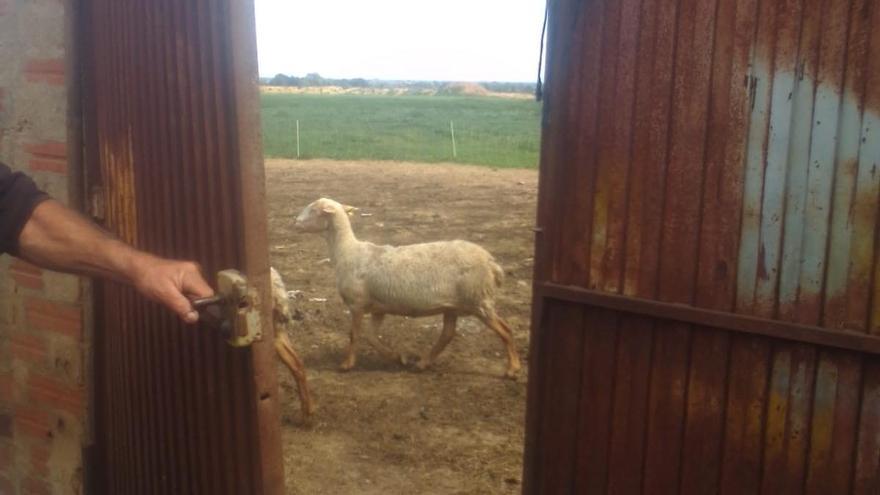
[491,260,505,288]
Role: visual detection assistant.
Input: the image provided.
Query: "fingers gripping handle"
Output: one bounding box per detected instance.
[189,269,262,347]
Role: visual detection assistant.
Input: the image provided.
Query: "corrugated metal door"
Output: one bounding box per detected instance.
[78,0,285,493]
[524,0,880,493]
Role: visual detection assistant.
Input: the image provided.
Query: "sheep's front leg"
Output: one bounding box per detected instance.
[340,311,363,371]
[417,312,457,370]
[275,334,315,417]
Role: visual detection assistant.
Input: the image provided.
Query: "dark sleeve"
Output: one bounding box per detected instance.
[0,162,50,255]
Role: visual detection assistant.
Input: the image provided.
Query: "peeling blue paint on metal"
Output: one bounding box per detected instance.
[779,70,818,313]
[754,71,797,316]
[824,89,864,313]
[737,60,880,324]
[799,83,842,311]
[737,61,773,313]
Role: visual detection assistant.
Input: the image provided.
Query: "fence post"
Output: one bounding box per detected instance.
[296,119,301,158]
[450,120,457,158]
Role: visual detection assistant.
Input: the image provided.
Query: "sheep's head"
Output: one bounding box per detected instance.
[295,198,357,232]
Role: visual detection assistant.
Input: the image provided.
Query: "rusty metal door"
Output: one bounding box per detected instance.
[523,0,880,493]
[78,0,284,493]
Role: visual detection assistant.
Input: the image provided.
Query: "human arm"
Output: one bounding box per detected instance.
[15,200,214,323]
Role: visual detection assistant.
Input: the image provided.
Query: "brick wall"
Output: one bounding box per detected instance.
[0,1,87,494]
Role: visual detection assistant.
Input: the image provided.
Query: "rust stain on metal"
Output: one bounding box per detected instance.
[572,308,618,493]
[82,0,284,492]
[719,336,772,493]
[805,352,862,493]
[854,364,880,493]
[99,133,138,246]
[554,0,603,289]
[694,0,757,312]
[525,0,880,491]
[621,0,678,300]
[588,0,642,294]
[679,329,730,494]
[760,344,816,494]
[605,315,653,493]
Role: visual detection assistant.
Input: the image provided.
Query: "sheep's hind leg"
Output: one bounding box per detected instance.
[417,312,457,371]
[275,334,315,417]
[478,310,522,379]
[340,311,363,371]
[364,313,407,365]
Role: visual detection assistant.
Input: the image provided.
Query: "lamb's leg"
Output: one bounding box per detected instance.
[274,334,315,417]
[417,312,457,370]
[364,313,407,365]
[340,311,363,371]
[479,311,522,379]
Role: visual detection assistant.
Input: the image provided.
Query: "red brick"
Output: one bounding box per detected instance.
[24,59,65,86]
[22,475,50,495]
[29,445,49,477]
[24,298,81,339]
[24,142,67,175]
[13,407,51,440]
[28,158,67,174]
[27,374,83,416]
[9,333,48,364]
[23,142,66,158]
[10,260,41,277]
[12,273,43,290]
[9,261,43,290]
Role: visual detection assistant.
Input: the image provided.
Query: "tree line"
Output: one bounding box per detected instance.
[262,73,535,94]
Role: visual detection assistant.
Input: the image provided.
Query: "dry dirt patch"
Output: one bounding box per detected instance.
[267,159,538,494]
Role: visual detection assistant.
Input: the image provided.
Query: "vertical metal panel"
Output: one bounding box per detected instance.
[621,0,678,300]
[521,0,593,489]
[80,0,284,492]
[588,0,641,293]
[524,0,880,491]
[572,308,618,493]
[554,0,603,288]
[605,315,654,493]
[530,301,586,494]
[718,335,772,494]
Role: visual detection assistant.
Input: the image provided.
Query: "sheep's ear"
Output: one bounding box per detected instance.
[343,205,358,217]
[319,202,337,214]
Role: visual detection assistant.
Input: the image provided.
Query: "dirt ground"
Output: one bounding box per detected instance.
[266,159,538,494]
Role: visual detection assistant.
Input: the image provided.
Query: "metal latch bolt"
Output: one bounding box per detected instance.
[192,269,263,347]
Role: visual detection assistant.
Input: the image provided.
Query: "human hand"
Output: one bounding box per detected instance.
[129,254,214,323]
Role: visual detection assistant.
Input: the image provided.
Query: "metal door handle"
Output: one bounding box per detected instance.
[190,270,263,347]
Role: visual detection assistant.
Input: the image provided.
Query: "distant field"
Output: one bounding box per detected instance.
[260,93,542,168]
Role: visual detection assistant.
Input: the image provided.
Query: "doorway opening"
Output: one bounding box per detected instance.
[255,1,546,492]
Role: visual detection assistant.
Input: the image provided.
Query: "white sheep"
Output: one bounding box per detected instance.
[294,197,521,378]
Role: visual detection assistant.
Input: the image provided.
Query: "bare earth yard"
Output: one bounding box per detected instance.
[267,159,538,495]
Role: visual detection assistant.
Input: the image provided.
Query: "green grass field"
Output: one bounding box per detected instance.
[261,93,542,168]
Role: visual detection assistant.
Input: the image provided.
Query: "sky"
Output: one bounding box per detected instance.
[254,0,547,82]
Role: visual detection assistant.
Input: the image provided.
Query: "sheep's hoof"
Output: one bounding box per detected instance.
[339,359,355,372]
[415,358,433,371]
[505,368,520,380]
[399,353,420,367]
